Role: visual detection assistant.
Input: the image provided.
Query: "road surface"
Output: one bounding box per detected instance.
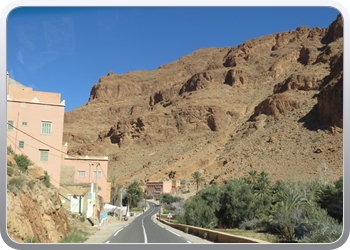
[104,202,191,243]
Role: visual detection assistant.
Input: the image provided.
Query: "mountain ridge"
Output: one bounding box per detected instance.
[63,14,343,191]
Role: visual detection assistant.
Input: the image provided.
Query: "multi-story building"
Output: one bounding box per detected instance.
[145,180,181,199]
[6,73,110,217]
[7,73,65,188]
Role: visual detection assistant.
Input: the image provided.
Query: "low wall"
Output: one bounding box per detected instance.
[158,218,269,243]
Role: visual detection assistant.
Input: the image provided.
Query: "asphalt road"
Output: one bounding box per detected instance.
[104,202,191,243]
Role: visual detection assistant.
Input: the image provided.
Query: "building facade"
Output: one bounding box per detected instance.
[145,180,181,199]
[7,73,65,188]
[7,74,110,217]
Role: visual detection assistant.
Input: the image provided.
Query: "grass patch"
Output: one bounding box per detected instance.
[58,226,90,243]
[25,236,40,243]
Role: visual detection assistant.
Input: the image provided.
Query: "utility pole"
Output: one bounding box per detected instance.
[95,162,100,225]
[119,188,123,221]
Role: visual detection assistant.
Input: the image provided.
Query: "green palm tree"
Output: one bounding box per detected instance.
[191,171,205,194]
[110,174,118,205]
[247,170,258,185]
[254,171,272,197]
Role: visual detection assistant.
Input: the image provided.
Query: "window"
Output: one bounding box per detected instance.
[93,171,102,178]
[21,121,28,126]
[18,141,25,148]
[40,150,49,162]
[7,121,14,130]
[41,122,52,135]
[78,171,86,178]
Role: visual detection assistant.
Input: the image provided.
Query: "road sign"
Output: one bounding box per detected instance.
[167,213,172,223]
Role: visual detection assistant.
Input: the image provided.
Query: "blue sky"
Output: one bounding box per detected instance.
[7,7,341,111]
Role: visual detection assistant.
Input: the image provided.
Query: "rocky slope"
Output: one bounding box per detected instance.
[63,15,343,189]
[7,160,71,243]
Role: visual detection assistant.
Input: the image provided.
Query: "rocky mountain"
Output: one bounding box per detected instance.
[63,15,343,189]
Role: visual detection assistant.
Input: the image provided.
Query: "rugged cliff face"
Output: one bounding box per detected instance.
[7,163,71,243]
[63,15,343,187]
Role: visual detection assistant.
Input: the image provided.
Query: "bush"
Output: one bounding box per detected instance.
[59,226,90,243]
[7,176,26,195]
[299,203,342,243]
[7,167,14,176]
[42,171,51,188]
[7,146,14,155]
[25,236,40,243]
[13,154,33,172]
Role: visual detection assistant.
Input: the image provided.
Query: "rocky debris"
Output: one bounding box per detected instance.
[27,165,45,180]
[7,167,71,243]
[63,15,343,188]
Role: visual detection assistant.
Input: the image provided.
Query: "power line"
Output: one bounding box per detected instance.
[7,122,109,183]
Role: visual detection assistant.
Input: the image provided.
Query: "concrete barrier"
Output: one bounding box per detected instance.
[158,218,269,243]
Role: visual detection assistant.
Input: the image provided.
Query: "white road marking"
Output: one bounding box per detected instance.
[105,241,110,243]
[142,216,148,243]
[166,228,181,237]
[187,241,192,243]
[114,228,123,236]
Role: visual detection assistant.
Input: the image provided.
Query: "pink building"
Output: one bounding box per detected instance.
[145,180,180,199]
[7,74,110,207]
[61,154,109,202]
[7,73,65,188]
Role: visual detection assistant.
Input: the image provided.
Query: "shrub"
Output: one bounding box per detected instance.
[7,176,26,195]
[7,167,14,176]
[7,146,14,155]
[59,226,90,243]
[13,154,33,172]
[42,171,51,188]
[25,236,40,243]
[299,203,342,243]
[27,181,35,190]
[203,232,208,239]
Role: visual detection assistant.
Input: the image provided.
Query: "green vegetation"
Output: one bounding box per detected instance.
[7,167,14,176]
[177,170,343,243]
[13,154,33,172]
[58,226,90,243]
[42,171,51,188]
[25,236,40,243]
[124,180,143,208]
[191,171,205,194]
[7,176,26,195]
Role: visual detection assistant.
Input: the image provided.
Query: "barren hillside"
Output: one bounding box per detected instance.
[63,15,343,189]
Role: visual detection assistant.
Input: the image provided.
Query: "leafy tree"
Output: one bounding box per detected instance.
[197,184,221,214]
[191,171,205,194]
[160,193,182,204]
[125,181,143,208]
[219,179,255,228]
[316,176,343,222]
[178,195,218,229]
